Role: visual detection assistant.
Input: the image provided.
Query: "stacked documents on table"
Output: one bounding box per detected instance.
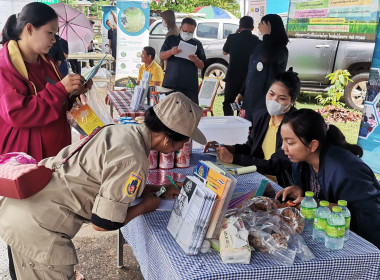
[167,176,216,255]
[167,161,237,254]
[130,71,152,111]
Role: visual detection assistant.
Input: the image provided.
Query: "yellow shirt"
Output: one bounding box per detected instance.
[137,61,164,86]
[262,116,280,183]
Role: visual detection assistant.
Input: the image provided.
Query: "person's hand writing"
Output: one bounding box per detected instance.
[275,185,304,205]
[216,146,233,164]
[161,181,182,199]
[258,21,271,35]
[171,46,182,55]
[142,195,161,212]
[61,74,85,94]
[235,93,244,103]
[203,141,219,153]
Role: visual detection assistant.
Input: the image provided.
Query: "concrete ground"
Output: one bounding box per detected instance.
[0,224,144,280]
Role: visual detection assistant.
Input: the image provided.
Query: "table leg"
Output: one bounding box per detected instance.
[110,100,114,119]
[117,229,125,268]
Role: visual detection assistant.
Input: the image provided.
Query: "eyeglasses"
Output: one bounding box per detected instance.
[181,31,194,36]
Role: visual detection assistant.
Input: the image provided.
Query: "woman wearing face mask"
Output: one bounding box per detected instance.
[276,109,380,248]
[236,14,289,123]
[203,68,300,187]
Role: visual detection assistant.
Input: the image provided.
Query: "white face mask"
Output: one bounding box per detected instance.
[180,30,193,41]
[266,99,291,116]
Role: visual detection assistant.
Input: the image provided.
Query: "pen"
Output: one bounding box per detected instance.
[166,175,180,190]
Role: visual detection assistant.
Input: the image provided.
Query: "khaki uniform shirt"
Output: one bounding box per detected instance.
[0,124,151,265]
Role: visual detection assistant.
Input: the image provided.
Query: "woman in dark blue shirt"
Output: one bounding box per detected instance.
[277,109,380,248]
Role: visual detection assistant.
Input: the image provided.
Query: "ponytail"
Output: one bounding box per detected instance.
[0,2,57,44]
[326,125,363,157]
[282,109,363,157]
[1,14,19,44]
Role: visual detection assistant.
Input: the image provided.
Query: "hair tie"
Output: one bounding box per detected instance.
[325,122,330,131]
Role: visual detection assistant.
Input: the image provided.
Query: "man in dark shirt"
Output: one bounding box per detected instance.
[58,37,69,77]
[107,20,117,72]
[222,16,260,115]
[48,34,65,67]
[160,17,206,104]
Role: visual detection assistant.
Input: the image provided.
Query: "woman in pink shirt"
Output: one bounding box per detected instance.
[0,3,91,279]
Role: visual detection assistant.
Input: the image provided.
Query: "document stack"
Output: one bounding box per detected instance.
[130,70,152,111]
[167,161,237,255]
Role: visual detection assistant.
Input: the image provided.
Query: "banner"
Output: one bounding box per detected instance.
[101,5,117,53]
[115,0,150,88]
[0,0,34,39]
[247,0,267,33]
[287,0,380,42]
[36,0,58,4]
[358,19,380,174]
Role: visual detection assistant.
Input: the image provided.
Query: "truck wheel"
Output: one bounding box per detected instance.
[204,63,227,95]
[344,73,369,111]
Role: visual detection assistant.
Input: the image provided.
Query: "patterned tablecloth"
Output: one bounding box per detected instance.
[121,150,380,280]
[106,90,145,118]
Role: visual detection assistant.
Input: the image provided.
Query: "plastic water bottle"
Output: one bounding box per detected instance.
[300,191,317,232]
[325,206,345,250]
[312,200,331,242]
[338,200,351,241]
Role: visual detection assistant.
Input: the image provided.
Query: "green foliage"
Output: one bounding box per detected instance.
[316,69,352,107]
[151,0,240,18]
[61,0,111,19]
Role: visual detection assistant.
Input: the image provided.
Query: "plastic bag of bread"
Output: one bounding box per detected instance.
[276,207,305,234]
[242,196,281,212]
[239,211,314,266]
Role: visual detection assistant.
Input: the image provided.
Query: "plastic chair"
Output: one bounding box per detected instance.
[198,77,220,117]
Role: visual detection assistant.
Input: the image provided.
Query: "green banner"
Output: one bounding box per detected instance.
[37,0,59,4]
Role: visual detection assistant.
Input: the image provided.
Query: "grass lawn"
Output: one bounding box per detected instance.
[211,95,361,145]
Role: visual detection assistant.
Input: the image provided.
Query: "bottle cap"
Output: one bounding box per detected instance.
[320,200,329,207]
[338,200,347,206]
[332,206,342,213]
[305,191,314,197]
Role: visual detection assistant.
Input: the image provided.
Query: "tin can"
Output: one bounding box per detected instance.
[148,150,158,170]
[159,152,174,169]
[175,139,191,168]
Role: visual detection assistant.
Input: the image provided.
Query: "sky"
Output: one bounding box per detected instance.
[266,0,290,14]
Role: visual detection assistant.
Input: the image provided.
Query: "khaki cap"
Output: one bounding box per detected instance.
[153,92,206,144]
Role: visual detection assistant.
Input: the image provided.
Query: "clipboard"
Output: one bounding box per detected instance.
[67,54,108,100]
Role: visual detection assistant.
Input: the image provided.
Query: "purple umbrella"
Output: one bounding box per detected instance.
[51,2,94,53]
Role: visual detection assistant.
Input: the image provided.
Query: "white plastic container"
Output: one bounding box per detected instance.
[193,116,252,149]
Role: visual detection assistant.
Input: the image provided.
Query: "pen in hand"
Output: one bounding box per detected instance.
[166,175,180,190]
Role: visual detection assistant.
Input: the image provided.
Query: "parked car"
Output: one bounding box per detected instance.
[149,18,239,93]
[287,38,374,110]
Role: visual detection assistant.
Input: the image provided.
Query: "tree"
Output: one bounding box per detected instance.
[151,0,240,18]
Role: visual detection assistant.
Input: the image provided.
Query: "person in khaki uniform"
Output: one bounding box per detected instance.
[0,92,207,280]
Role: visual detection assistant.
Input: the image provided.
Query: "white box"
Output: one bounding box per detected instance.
[193,116,251,149]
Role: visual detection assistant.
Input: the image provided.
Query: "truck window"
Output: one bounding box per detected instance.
[197,22,218,39]
[151,22,167,36]
[223,23,238,39]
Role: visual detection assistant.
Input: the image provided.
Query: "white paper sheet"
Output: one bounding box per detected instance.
[174,40,197,60]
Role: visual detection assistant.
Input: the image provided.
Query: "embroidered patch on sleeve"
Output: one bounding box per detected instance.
[124,172,143,197]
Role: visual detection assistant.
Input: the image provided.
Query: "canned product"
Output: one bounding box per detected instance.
[148,150,158,169]
[175,139,191,168]
[159,152,174,169]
